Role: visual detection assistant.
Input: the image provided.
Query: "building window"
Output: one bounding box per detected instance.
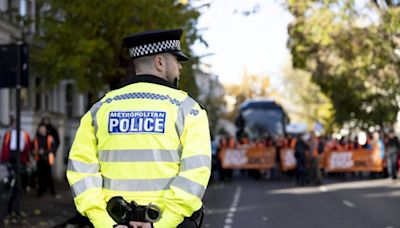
[34,76,41,111]
[44,93,48,111]
[66,83,73,117]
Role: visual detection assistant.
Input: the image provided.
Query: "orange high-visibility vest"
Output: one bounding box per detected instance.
[221,138,228,148]
[312,138,319,157]
[2,130,31,163]
[312,145,318,157]
[228,137,235,148]
[282,138,288,147]
[4,131,10,145]
[290,139,297,149]
[4,130,30,148]
[34,136,54,165]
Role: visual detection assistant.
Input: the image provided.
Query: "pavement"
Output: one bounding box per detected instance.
[1,176,92,228]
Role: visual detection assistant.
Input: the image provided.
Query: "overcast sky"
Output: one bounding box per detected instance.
[192,0,293,85]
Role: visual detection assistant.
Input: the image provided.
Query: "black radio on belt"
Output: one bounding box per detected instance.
[106,196,161,225]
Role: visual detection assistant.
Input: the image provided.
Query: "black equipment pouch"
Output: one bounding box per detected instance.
[107,196,161,226]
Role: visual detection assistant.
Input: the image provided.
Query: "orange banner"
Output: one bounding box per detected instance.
[324,149,383,172]
[220,146,276,169]
[280,149,296,171]
[220,145,383,172]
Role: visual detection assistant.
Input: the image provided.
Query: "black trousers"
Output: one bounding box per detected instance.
[37,159,55,195]
[6,163,22,215]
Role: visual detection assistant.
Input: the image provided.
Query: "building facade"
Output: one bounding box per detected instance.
[0,0,88,180]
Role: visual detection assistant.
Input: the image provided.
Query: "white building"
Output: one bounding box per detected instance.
[0,0,88,180]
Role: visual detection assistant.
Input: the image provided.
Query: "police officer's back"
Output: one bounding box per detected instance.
[67,29,212,228]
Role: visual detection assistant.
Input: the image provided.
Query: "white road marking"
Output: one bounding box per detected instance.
[319,186,328,192]
[225,218,233,224]
[342,200,355,208]
[223,186,241,227]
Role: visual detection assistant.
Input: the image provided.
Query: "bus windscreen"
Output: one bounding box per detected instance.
[241,108,284,138]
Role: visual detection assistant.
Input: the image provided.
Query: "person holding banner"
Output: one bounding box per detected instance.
[386,131,399,181]
[309,134,322,185]
[295,134,309,186]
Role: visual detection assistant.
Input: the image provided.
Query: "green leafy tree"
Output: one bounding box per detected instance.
[31,0,205,101]
[224,73,277,122]
[285,0,400,130]
[281,60,334,132]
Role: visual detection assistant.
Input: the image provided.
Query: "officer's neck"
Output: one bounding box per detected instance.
[135,70,171,83]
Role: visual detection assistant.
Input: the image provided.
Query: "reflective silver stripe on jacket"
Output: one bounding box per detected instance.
[103,177,174,191]
[180,155,211,172]
[171,176,206,199]
[71,176,103,198]
[90,100,103,141]
[175,97,197,139]
[68,159,100,173]
[98,149,180,162]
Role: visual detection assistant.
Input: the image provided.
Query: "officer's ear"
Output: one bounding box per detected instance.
[154,54,166,72]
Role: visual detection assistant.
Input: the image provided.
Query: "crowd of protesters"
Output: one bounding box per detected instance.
[0,116,60,217]
[212,130,400,186]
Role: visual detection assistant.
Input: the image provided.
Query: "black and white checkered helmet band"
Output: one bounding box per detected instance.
[129,40,181,58]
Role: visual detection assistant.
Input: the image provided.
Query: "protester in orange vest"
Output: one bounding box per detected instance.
[272,135,285,180]
[289,136,297,149]
[309,134,322,185]
[217,135,234,181]
[1,119,31,166]
[39,116,60,155]
[0,118,31,216]
[33,124,56,197]
[294,134,309,186]
[386,130,400,181]
[228,136,236,149]
[241,135,250,145]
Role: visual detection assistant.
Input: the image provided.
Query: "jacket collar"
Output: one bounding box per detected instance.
[129,74,177,90]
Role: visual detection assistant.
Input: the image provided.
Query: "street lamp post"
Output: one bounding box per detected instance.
[14,41,23,216]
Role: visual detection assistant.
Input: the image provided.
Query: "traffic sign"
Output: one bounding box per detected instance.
[0,43,29,88]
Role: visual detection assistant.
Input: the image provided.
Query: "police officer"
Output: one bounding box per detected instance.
[66,29,211,228]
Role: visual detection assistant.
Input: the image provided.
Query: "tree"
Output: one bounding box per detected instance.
[285,0,400,130]
[31,0,205,100]
[281,60,334,132]
[224,72,277,121]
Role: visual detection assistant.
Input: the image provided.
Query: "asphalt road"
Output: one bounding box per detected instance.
[202,173,400,228]
[1,164,399,228]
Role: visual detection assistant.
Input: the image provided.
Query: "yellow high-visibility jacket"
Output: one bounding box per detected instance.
[67,75,211,228]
